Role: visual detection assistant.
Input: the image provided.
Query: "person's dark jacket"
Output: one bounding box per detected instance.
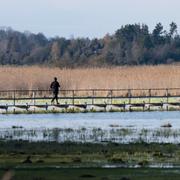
[50,81,60,93]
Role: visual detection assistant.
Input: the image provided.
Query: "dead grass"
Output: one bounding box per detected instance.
[0,65,179,90]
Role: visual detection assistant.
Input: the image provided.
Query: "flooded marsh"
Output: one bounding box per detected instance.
[0,111,180,144]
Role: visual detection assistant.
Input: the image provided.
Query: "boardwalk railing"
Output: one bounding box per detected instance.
[0,88,180,107]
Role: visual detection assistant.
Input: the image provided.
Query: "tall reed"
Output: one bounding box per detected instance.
[0,65,179,90]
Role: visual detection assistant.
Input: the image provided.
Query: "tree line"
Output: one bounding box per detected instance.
[0,22,180,67]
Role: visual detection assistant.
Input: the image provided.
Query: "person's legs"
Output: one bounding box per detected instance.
[55,92,59,104]
[51,92,56,104]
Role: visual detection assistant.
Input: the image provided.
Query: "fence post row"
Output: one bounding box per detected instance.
[0,88,180,107]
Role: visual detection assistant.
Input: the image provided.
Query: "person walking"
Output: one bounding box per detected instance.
[50,77,60,104]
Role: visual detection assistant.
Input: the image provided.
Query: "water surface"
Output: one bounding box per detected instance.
[0,112,179,143]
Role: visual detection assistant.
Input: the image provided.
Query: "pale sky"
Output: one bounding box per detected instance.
[0,0,179,38]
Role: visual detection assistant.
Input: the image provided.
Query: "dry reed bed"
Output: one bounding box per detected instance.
[0,66,179,92]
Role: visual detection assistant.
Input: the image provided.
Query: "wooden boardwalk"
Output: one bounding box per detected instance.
[0,88,180,113]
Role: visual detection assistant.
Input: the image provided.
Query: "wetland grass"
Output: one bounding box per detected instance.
[0,65,180,91]
[0,141,180,169]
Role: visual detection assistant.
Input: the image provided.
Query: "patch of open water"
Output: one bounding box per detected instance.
[0,111,180,143]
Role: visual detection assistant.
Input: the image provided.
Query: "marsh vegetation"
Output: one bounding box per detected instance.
[0,65,180,91]
[0,112,179,143]
[0,112,180,179]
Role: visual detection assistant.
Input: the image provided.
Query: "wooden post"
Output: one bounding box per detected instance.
[110,90,113,105]
[104,101,107,112]
[33,91,35,106]
[72,90,75,105]
[13,90,16,106]
[143,101,145,111]
[166,89,169,111]
[92,90,95,105]
[123,102,126,112]
[26,103,29,111]
[128,89,131,104]
[149,89,151,104]
[6,104,8,113]
[161,101,163,110]
[166,89,169,104]
[46,102,48,111]
[65,101,68,112]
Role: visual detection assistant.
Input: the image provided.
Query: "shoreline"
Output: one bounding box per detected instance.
[0,106,179,115]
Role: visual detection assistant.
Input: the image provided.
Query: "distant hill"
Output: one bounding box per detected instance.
[0,22,180,67]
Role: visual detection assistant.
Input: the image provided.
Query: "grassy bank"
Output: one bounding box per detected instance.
[0,141,180,167]
[1,141,180,179]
